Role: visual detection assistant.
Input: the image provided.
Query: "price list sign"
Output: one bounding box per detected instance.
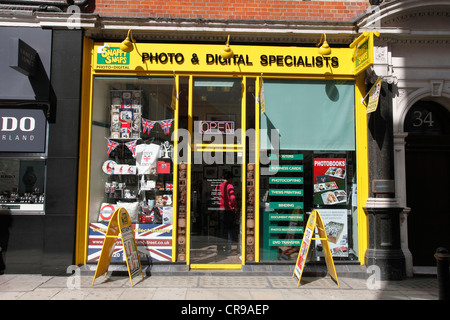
[262,153,304,260]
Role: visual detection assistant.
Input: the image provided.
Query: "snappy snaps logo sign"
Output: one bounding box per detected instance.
[355,40,369,69]
[96,44,130,69]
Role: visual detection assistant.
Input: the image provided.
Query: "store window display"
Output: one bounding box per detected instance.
[0,159,46,214]
[259,79,359,262]
[87,77,175,263]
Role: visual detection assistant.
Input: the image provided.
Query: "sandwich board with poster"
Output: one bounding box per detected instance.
[92,207,144,286]
[293,210,339,287]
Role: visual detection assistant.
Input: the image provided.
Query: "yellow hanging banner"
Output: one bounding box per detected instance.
[170,75,178,111]
[351,31,380,76]
[293,210,339,287]
[365,77,382,114]
[92,207,144,286]
[258,76,265,114]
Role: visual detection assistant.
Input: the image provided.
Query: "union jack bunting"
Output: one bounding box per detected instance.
[159,119,173,135]
[107,139,119,155]
[142,118,155,134]
[87,223,173,262]
[125,140,137,157]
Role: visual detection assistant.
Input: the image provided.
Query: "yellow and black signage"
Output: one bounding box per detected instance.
[93,42,357,75]
[93,32,378,76]
[92,207,144,287]
[293,210,339,287]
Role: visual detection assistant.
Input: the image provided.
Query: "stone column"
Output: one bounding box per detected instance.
[364,81,406,280]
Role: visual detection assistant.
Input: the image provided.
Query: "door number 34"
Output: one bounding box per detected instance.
[413,111,434,128]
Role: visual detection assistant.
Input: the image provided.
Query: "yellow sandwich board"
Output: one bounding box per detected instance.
[293,210,339,287]
[92,207,144,286]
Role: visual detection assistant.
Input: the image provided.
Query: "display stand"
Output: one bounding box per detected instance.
[293,209,339,287]
[92,207,144,286]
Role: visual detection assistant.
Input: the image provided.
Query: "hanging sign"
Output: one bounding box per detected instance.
[258,77,265,114]
[352,31,380,76]
[170,75,178,110]
[198,120,235,134]
[365,77,382,114]
[9,38,37,77]
[92,207,144,287]
[293,210,339,287]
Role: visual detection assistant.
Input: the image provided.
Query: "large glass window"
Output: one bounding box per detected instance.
[259,79,358,262]
[193,78,242,146]
[0,107,48,215]
[0,158,46,214]
[87,77,176,263]
[261,79,355,151]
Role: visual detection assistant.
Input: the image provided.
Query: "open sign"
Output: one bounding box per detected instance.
[199,120,235,134]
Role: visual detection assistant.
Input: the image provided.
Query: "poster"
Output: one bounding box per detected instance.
[314,209,348,257]
[293,210,316,281]
[118,210,142,281]
[293,210,340,287]
[366,77,382,114]
[92,208,144,287]
[207,178,223,211]
[88,223,173,262]
[313,158,347,206]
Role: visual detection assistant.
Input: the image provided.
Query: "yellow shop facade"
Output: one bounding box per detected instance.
[74,32,376,270]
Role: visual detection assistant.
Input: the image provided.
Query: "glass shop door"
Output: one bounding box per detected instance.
[189,77,244,266]
[190,153,242,264]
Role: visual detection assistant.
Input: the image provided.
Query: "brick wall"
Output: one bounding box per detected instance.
[88,0,369,22]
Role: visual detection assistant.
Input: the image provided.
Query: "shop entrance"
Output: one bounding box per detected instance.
[189,77,245,266]
[190,153,242,264]
[405,101,450,266]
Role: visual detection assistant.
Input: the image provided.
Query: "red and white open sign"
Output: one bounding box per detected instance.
[199,120,235,134]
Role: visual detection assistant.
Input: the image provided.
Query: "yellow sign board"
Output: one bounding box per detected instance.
[92,207,144,286]
[293,210,339,287]
[352,31,380,76]
[93,42,356,76]
[365,77,382,113]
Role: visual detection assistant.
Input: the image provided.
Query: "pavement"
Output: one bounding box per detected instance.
[0,264,442,302]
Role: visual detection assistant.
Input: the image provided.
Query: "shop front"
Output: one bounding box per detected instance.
[1,27,83,274]
[75,34,374,270]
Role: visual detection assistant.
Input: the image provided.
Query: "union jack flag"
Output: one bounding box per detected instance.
[159,119,173,135]
[142,118,155,134]
[107,139,119,155]
[87,223,173,262]
[165,183,173,191]
[125,140,137,157]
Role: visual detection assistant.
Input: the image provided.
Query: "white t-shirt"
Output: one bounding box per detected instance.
[135,143,160,175]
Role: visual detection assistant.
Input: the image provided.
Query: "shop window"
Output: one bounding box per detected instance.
[259,79,358,262]
[87,77,177,263]
[260,79,355,151]
[193,78,242,146]
[0,158,46,214]
[0,107,47,215]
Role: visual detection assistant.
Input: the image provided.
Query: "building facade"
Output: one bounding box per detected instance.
[357,0,450,276]
[0,0,448,278]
